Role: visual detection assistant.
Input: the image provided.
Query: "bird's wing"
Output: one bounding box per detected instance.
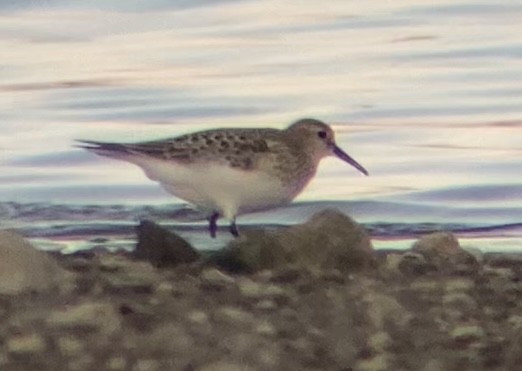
[77,128,279,169]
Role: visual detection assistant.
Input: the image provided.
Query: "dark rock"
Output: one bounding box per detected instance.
[397,252,437,276]
[214,209,375,273]
[135,220,200,267]
[411,232,480,275]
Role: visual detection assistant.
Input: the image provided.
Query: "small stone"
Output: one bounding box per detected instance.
[443,292,476,310]
[187,310,209,325]
[107,356,127,371]
[57,336,83,357]
[69,355,95,371]
[255,320,277,336]
[451,325,485,345]
[237,277,287,302]
[155,281,174,295]
[355,354,390,371]
[134,359,160,371]
[508,315,522,329]
[412,232,479,274]
[397,252,435,275]
[102,261,159,294]
[255,299,277,311]
[237,278,264,299]
[201,268,235,288]
[445,278,475,292]
[198,361,254,371]
[215,306,254,325]
[46,301,121,336]
[136,324,193,357]
[7,333,46,357]
[368,331,392,352]
[364,292,412,329]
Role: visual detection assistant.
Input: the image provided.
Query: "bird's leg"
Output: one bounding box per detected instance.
[208,211,219,238]
[229,218,239,237]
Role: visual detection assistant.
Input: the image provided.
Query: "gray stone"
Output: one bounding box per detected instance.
[217,209,375,272]
[201,268,236,288]
[6,333,46,357]
[136,324,193,357]
[397,252,436,275]
[198,361,254,371]
[46,301,121,336]
[134,359,160,371]
[0,230,72,295]
[57,336,84,357]
[450,325,485,345]
[135,220,200,267]
[102,259,160,294]
[411,232,479,274]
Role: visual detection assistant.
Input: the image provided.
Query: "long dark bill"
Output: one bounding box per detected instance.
[332,145,369,176]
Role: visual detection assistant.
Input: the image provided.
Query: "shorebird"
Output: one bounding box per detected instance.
[77,118,368,237]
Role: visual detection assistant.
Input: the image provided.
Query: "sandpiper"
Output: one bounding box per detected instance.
[77,118,368,237]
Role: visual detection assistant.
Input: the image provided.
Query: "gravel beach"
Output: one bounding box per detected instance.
[1,209,521,371]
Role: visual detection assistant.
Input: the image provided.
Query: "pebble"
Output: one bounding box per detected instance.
[201,268,235,288]
[255,320,277,336]
[255,299,277,311]
[355,354,390,371]
[46,301,121,336]
[368,331,392,352]
[6,333,46,357]
[451,325,485,345]
[187,310,209,325]
[57,336,84,357]
[134,359,160,371]
[215,306,255,325]
[107,356,127,371]
[198,361,254,371]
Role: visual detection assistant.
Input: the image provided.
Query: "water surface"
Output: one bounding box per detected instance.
[1,0,521,251]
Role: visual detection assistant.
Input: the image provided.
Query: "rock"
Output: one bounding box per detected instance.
[363,291,412,330]
[46,301,121,336]
[484,252,522,268]
[135,220,199,267]
[101,259,159,294]
[411,232,479,274]
[216,209,375,273]
[355,354,390,371]
[0,230,72,295]
[198,361,254,371]
[215,306,255,325]
[397,252,436,275]
[187,310,209,325]
[6,333,46,357]
[200,268,236,289]
[450,325,485,346]
[57,336,84,357]
[133,324,194,367]
[134,359,160,371]
[106,356,127,370]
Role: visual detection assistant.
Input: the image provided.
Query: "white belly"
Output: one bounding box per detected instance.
[131,157,291,219]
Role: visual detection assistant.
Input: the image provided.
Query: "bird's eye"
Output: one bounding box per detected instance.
[317,131,327,139]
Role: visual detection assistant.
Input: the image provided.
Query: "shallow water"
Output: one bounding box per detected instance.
[1,0,521,251]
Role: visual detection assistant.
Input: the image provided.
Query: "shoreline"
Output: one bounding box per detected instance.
[1,210,522,370]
